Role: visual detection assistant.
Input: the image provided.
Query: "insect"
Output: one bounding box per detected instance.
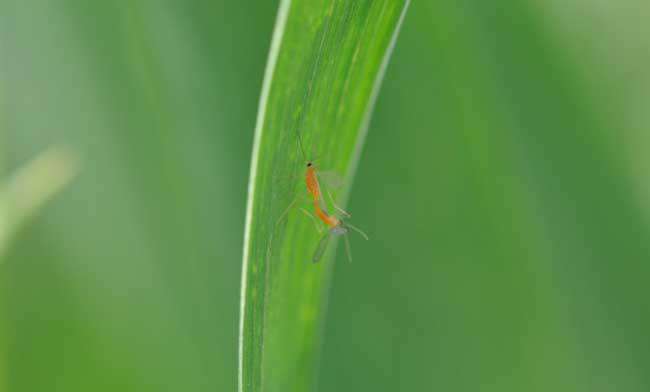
[310,193,368,264]
[297,132,368,263]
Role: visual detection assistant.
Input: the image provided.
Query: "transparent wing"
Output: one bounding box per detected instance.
[316,170,344,190]
[312,230,332,263]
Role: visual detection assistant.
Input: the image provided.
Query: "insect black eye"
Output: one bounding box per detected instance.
[307,162,312,167]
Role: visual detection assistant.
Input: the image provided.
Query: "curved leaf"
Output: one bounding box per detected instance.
[238,1,409,391]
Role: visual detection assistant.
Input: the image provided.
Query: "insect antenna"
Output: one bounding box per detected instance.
[344,222,369,240]
[296,129,308,163]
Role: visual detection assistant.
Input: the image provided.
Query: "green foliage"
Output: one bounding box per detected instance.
[3,1,650,392]
[319,2,650,391]
[2,2,276,391]
[239,1,409,391]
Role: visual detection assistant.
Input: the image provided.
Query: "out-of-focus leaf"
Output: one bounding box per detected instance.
[0,147,78,258]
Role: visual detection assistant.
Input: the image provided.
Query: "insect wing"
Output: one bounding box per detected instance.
[317,171,344,190]
[312,230,332,263]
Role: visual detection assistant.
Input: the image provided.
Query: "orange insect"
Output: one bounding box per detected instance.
[297,133,367,263]
[304,161,338,227]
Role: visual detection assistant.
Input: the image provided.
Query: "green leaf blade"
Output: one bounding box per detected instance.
[239,1,409,391]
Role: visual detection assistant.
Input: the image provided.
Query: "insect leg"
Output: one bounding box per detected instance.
[327,190,351,218]
[343,233,353,263]
[299,207,323,233]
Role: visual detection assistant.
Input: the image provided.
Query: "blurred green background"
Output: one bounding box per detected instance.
[2,1,650,391]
